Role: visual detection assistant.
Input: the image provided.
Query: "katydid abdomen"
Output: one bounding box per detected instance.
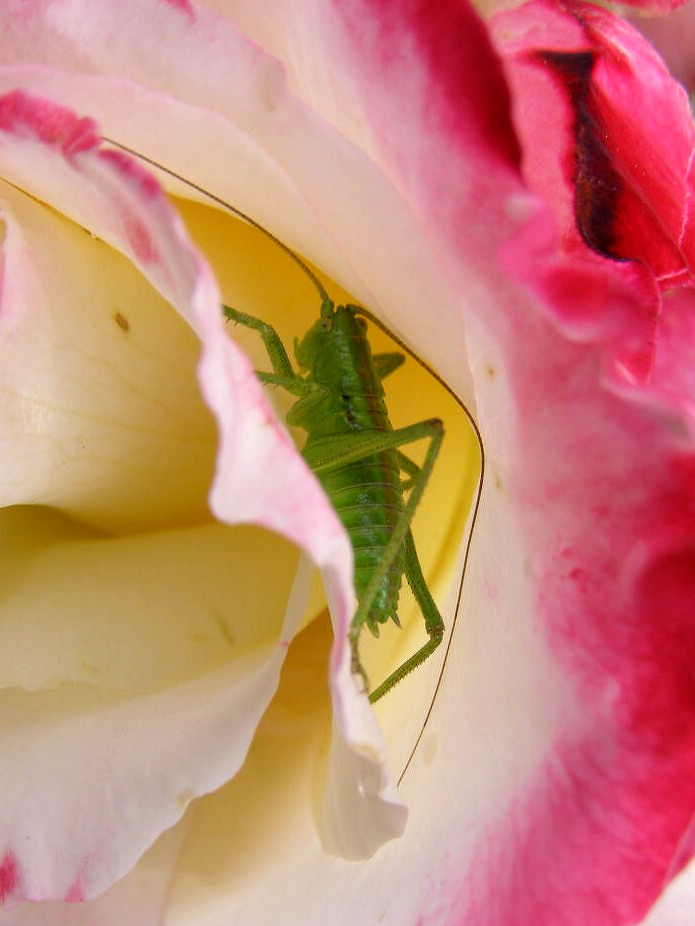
[323,455,405,637]
[292,305,406,638]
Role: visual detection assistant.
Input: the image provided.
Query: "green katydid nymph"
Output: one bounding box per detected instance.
[105,139,484,713]
[222,298,445,701]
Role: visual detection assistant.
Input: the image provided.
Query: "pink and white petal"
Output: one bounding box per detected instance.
[437,305,695,926]
[491,0,695,433]
[491,0,695,420]
[0,0,473,401]
[321,631,407,859]
[0,2,456,860]
[4,824,186,926]
[143,2,695,922]
[3,4,694,925]
[147,1,695,924]
[0,5,556,922]
[330,1,695,923]
[126,3,590,924]
[370,8,695,924]
[491,1,695,282]
[0,162,217,533]
[0,90,388,903]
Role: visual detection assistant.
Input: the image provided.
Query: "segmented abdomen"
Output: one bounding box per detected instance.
[318,448,405,635]
[291,305,406,634]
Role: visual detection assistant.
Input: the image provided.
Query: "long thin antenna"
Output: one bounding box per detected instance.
[102,137,334,312]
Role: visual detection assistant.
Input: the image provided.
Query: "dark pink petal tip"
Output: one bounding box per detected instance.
[0,90,99,155]
[0,851,20,905]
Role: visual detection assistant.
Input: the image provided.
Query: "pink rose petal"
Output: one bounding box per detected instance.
[2,0,695,924]
[0,89,372,904]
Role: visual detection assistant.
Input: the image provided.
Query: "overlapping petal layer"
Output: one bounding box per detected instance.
[0,0,694,925]
[0,89,370,905]
[222,0,695,923]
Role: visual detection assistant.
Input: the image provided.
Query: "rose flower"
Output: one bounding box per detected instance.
[0,1,694,924]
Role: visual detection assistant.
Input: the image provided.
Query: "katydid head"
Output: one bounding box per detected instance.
[293,302,368,371]
[294,303,334,371]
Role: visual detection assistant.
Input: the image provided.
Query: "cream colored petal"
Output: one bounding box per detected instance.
[0,91,360,901]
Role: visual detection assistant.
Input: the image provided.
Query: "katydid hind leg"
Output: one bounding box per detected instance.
[347,419,444,695]
[368,528,444,703]
[395,450,419,491]
[305,418,443,475]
